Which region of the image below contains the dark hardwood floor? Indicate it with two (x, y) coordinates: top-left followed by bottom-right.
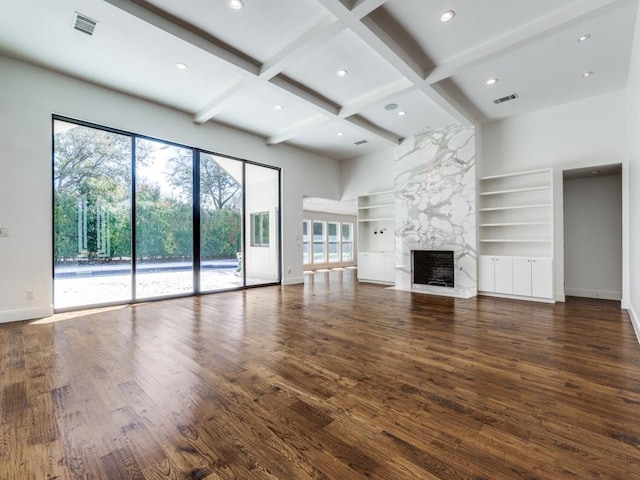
(2, 269), (640, 479)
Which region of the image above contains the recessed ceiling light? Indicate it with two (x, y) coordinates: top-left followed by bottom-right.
(486, 77), (499, 86)
(274, 105), (283, 110)
(175, 62), (188, 70)
(384, 103), (398, 111)
(440, 10), (455, 22)
(337, 132), (344, 137)
(228, 0), (244, 9)
(582, 71), (593, 77)
(398, 111), (407, 116)
(578, 34), (591, 42)
(336, 69), (348, 77)
(591, 170), (600, 175)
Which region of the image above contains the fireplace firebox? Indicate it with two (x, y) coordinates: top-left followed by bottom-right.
(412, 250), (454, 288)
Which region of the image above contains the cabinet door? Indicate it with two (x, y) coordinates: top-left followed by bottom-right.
(382, 252), (395, 283)
(368, 252), (380, 281)
(478, 256), (495, 292)
(357, 252), (372, 280)
(531, 257), (553, 299)
(494, 256), (513, 294)
(512, 257), (532, 296)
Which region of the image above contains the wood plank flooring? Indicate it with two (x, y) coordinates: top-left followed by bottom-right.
(2, 269), (640, 479)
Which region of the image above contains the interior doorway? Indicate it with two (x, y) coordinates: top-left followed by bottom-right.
(563, 164), (622, 301)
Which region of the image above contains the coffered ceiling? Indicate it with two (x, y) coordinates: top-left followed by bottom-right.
(0, 0), (636, 160)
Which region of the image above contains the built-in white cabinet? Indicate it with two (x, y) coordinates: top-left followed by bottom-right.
(479, 255), (553, 299)
(531, 257), (553, 298)
(357, 191), (395, 284)
(381, 252), (395, 283)
(478, 169), (555, 302)
(478, 255), (513, 294)
(357, 251), (395, 283)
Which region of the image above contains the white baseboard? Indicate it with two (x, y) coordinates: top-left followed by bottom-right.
(282, 276), (304, 285)
(564, 288), (622, 301)
(0, 306), (54, 324)
(629, 303), (640, 344)
(478, 292), (555, 304)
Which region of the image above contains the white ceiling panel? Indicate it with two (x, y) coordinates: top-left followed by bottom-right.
(288, 119), (389, 160)
(281, 29), (407, 107)
(448, 1), (637, 121)
(375, 0), (575, 68)
(214, 83), (322, 137)
(0, 0), (245, 114)
(145, 0), (329, 64)
(358, 89), (458, 138)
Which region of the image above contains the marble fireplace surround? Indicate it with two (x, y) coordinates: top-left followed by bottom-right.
(392, 124), (477, 299)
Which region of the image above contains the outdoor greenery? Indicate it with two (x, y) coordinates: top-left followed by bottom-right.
(54, 123), (242, 265)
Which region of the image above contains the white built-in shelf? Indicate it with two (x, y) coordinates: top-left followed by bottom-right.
(358, 217), (394, 222)
(479, 168), (551, 181)
(357, 204), (394, 210)
(479, 186), (550, 196)
(479, 239), (551, 243)
(479, 204), (551, 212)
(478, 168), (553, 258)
(479, 222), (552, 227)
(357, 191), (395, 266)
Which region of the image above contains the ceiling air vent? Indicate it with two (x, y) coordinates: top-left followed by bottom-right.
(73, 12), (98, 36)
(493, 93), (519, 105)
(354, 140), (369, 146)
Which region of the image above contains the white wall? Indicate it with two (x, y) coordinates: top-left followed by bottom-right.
(481, 89), (628, 304)
(340, 147), (394, 201)
(563, 173), (622, 300)
(627, 2), (640, 339)
(0, 55), (341, 322)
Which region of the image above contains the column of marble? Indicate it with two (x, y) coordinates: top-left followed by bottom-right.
(394, 124), (477, 298)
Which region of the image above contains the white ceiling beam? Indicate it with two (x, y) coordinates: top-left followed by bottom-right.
(194, 80), (248, 124)
(425, 0), (637, 84)
(351, 0), (389, 19)
(269, 76), (339, 116)
(344, 116), (401, 144)
(259, 17), (346, 80)
(267, 115), (330, 145)
(430, 80), (487, 125)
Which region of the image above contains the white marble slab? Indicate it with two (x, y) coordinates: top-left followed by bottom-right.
(394, 124), (476, 298)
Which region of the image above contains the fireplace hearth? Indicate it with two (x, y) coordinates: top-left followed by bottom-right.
(412, 250), (454, 288)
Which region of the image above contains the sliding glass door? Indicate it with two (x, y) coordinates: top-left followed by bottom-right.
(199, 153), (243, 291)
(135, 138), (193, 299)
(245, 163), (280, 286)
(53, 120), (132, 309)
(53, 117), (281, 310)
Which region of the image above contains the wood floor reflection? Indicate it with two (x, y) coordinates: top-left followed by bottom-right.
(2, 269), (640, 479)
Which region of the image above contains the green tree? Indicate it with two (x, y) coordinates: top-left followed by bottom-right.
(168, 152), (241, 209)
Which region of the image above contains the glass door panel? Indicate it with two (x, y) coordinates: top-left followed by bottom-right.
(53, 119), (132, 309)
(135, 139), (193, 299)
(244, 164), (280, 286)
(199, 153), (243, 291)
